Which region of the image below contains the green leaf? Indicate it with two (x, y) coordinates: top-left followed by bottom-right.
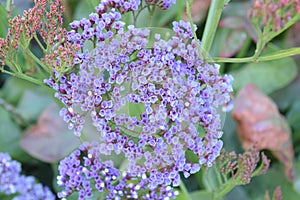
(230, 56), (297, 94)
(293, 156), (300, 194)
(0, 77), (37, 105)
(73, 0), (99, 20)
(0, 107), (29, 161)
(202, 167), (220, 192)
(175, 191), (187, 200)
(219, 16), (258, 42)
(220, 30), (247, 58)
(271, 74), (300, 111)
(0, 4), (8, 37)
(210, 27), (231, 57)
(221, 1), (250, 18)
(0, 193), (17, 200)
(224, 186), (251, 200)
(286, 99), (300, 131)
(189, 190), (214, 200)
(128, 101), (145, 120)
(243, 163), (300, 199)
(17, 89), (53, 122)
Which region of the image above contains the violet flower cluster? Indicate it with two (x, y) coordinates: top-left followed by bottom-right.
(0, 152), (55, 200)
(45, 0), (233, 199)
(57, 142), (177, 199)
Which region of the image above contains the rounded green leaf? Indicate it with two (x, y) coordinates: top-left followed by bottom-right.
(0, 77), (37, 105)
(17, 90), (53, 122)
(0, 107), (29, 161)
(189, 190), (214, 200)
(287, 99), (300, 131)
(231, 57), (297, 94)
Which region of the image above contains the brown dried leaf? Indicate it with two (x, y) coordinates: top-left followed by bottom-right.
(232, 84), (294, 180)
(20, 103), (81, 163)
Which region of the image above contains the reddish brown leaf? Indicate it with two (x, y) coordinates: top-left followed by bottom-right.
(20, 103), (81, 163)
(232, 84), (294, 181)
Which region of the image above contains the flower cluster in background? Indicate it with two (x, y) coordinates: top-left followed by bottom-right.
(0, 0), (65, 68)
(0, 152), (55, 200)
(44, 0), (233, 199)
(249, 0), (300, 31)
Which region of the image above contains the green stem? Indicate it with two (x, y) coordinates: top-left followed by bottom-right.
(203, 169), (215, 192)
(214, 166), (223, 186)
(125, 12), (132, 25)
(0, 97), (28, 127)
(230, 37), (252, 69)
(34, 34), (46, 53)
(201, 0), (225, 54)
(4, 57), (22, 73)
(148, 5), (156, 27)
(5, 0), (12, 16)
(186, 0), (208, 61)
(214, 181), (237, 200)
(1, 69), (44, 86)
(179, 180), (192, 200)
(208, 47), (300, 63)
(253, 14), (300, 60)
(209, 56), (254, 63)
(23, 46), (50, 73)
(258, 47), (300, 61)
(176, 0), (185, 21)
(252, 155), (267, 177)
(266, 13), (300, 44)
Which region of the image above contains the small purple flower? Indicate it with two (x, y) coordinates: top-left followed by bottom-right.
(57, 142), (178, 199)
(0, 152), (55, 200)
(145, 0), (176, 9)
(70, 20), (80, 30)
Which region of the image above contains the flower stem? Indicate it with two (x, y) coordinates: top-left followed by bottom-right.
(201, 0), (225, 54)
(179, 180), (192, 200)
(34, 34), (46, 53)
(0, 97), (28, 127)
(208, 47), (300, 63)
(5, 0), (13, 16)
(186, 0), (208, 61)
(1, 69), (44, 86)
(214, 181), (237, 200)
(267, 13), (300, 44)
(23, 46), (50, 73)
(148, 5), (156, 27)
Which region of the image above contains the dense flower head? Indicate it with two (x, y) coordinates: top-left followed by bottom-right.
(57, 142), (178, 200)
(46, 1), (233, 199)
(0, 152), (55, 200)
